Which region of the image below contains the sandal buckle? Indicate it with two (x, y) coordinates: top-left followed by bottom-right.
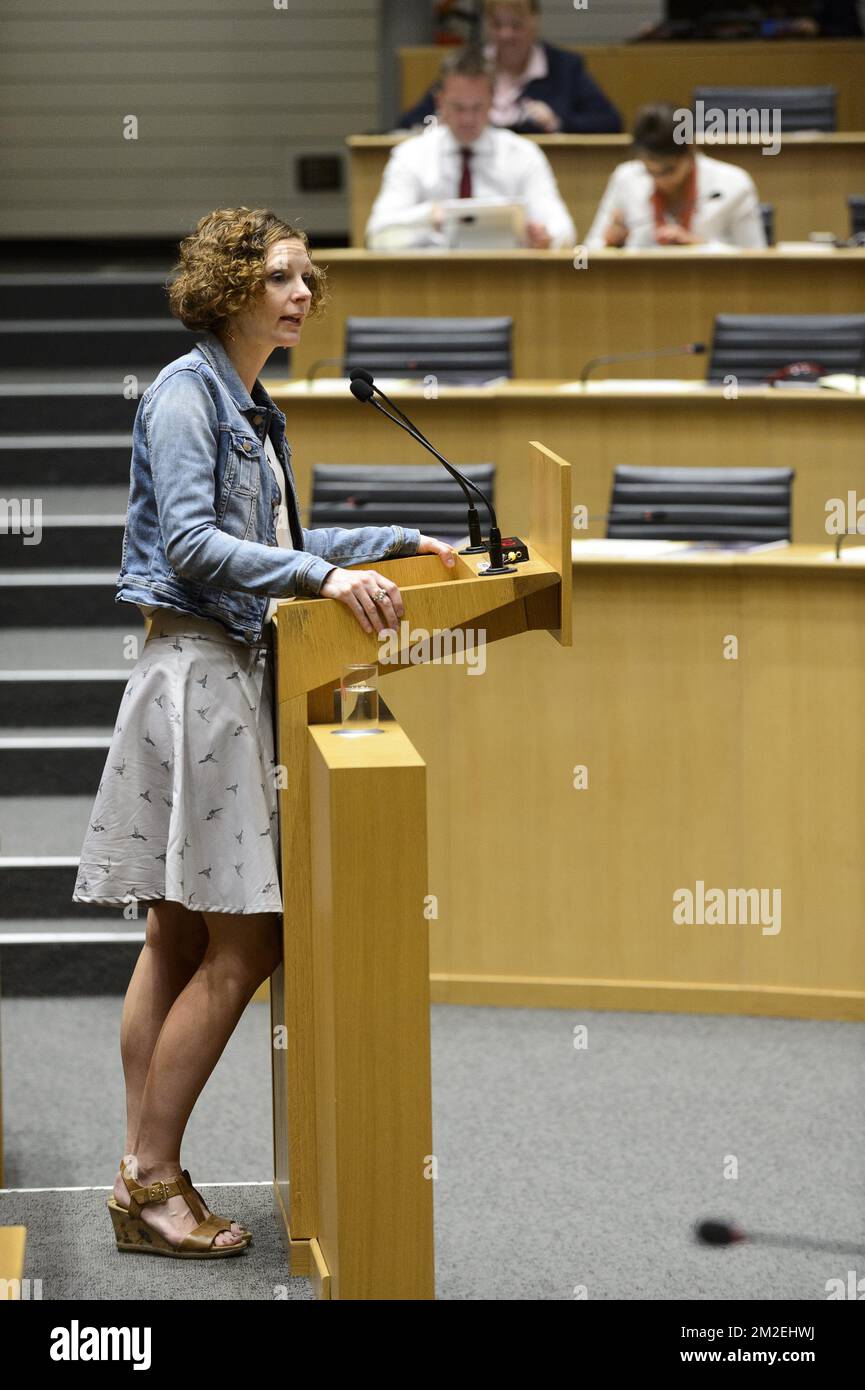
(149, 1180), (170, 1203)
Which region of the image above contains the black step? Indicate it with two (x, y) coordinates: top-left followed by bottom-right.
(0, 382), (147, 432)
(0, 671), (127, 726)
(0, 858), (121, 919)
(0, 734), (112, 794)
(0, 922), (144, 995)
(0, 271), (172, 319)
(0, 318), (195, 369)
(0, 517), (125, 570)
(0, 435), (132, 488)
(0, 572), (135, 626)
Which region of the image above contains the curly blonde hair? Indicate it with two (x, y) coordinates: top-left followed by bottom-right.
(167, 207), (327, 332)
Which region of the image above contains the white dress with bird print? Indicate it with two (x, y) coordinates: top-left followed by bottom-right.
(72, 607), (283, 916)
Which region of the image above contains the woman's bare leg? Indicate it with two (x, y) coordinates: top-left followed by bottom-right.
(115, 899), (236, 1229)
(120, 899), (208, 1156)
(118, 909), (282, 1248)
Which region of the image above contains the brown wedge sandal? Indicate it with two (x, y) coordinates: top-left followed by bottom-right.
(181, 1169), (252, 1245)
(116, 1157), (251, 1244)
(107, 1160), (249, 1259)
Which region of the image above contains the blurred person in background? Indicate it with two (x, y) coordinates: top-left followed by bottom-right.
(368, 46), (576, 250)
(586, 102), (767, 250)
(637, 0), (862, 40)
(397, 0), (621, 134)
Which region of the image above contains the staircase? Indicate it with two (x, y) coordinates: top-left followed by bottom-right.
(0, 264), (198, 994)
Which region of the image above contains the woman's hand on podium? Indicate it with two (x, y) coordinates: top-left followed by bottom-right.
(319, 539), (455, 633)
(416, 535), (457, 568)
(319, 567), (404, 634)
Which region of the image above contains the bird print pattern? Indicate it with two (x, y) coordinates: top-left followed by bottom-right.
(72, 612), (283, 915)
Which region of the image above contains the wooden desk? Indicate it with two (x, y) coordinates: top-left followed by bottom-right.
(375, 542), (865, 1022)
(400, 40), (865, 129)
(297, 248), (865, 380)
(268, 380), (865, 547)
(349, 132), (865, 247)
(0, 1228), (26, 1295)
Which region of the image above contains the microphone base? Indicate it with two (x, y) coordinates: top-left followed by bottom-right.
(458, 542), (489, 555)
(482, 526), (518, 575)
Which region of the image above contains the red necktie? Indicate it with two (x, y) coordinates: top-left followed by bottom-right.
(458, 146), (473, 199)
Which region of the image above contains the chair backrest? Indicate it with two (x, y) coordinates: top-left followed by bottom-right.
(849, 195), (865, 238)
(708, 314), (865, 384)
(693, 85), (837, 133)
(343, 317), (512, 383)
(759, 202), (774, 246)
(310, 462), (496, 544)
(606, 466), (794, 544)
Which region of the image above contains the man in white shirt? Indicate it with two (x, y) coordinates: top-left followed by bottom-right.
(585, 102), (767, 251)
(366, 46), (576, 252)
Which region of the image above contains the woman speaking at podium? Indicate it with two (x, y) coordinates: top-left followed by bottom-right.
(71, 207), (455, 1259)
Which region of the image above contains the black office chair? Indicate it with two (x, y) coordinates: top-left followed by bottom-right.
(343, 317), (513, 384)
(849, 196), (865, 239)
(606, 466), (794, 544)
(759, 202), (774, 246)
(692, 85), (837, 133)
(707, 314), (865, 385)
(309, 462), (496, 545)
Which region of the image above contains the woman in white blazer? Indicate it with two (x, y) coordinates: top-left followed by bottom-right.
(585, 102), (767, 251)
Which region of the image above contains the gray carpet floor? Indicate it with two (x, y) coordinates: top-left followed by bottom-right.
(1, 997), (863, 1300)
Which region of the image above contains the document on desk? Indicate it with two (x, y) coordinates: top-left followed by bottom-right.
(775, 241), (837, 253)
(616, 243), (734, 254)
(280, 377), (352, 393)
(671, 540), (791, 556)
(280, 377), (426, 393)
(571, 539), (687, 557)
(558, 380), (707, 393)
(818, 374), (865, 395)
(823, 546), (865, 562)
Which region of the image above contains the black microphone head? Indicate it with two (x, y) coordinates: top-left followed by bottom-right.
(349, 367), (374, 384)
(691, 342), (707, 354)
(695, 1220), (745, 1247)
(349, 378), (375, 403)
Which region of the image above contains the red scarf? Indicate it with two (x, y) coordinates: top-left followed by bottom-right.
(651, 161), (697, 237)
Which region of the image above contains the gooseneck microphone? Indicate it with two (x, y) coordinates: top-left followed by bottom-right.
(696, 1218), (865, 1258)
(305, 356), (347, 383)
(349, 372), (516, 575)
(349, 368), (485, 553)
(580, 342), (707, 385)
(349, 367), (420, 432)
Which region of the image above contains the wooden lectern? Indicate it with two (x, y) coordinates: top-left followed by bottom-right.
(269, 442), (572, 1299)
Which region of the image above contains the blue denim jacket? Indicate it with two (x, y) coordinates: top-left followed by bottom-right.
(116, 330), (421, 645)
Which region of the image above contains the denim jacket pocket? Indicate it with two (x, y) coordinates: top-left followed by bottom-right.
(226, 427), (262, 499)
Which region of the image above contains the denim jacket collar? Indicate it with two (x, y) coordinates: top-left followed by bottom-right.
(193, 330), (288, 454)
